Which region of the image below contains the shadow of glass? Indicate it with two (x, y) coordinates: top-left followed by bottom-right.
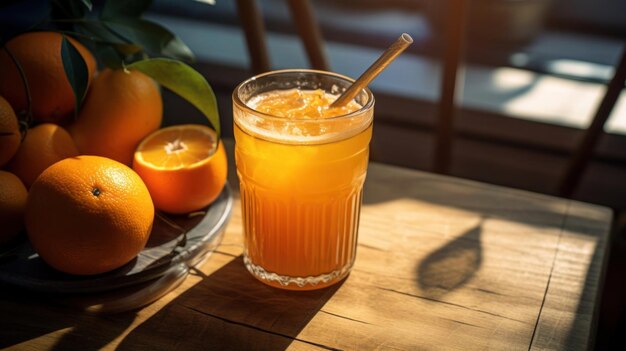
(117, 256), (342, 351)
(417, 219), (483, 298)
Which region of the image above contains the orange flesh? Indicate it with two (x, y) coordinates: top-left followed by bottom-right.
(137, 126), (215, 169)
(133, 124), (227, 215)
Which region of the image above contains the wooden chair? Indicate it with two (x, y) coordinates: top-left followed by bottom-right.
(558, 47), (626, 198)
(234, 0), (626, 199)
(234, 0), (329, 74)
(433, 0), (469, 175)
(430, 0), (626, 198)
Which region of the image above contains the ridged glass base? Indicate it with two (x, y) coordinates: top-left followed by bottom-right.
(243, 255), (353, 291)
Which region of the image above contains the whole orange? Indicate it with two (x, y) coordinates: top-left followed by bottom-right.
(68, 68), (163, 166)
(0, 171), (28, 245)
(7, 123), (79, 188)
(0, 31), (97, 123)
(0, 95), (21, 167)
(133, 124), (227, 214)
(25, 155), (154, 275)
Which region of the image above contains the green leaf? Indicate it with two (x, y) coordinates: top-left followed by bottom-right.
(61, 35), (89, 117)
(78, 20), (129, 45)
(79, 0), (93, 11)
(128, 58), (220, 140)
(101, 0), (153, 19)
(161, 35), (195, 63)
(104, 18), (194, 62)
(77, 21), (143, 60)
(93, 43), (124, 69)
(51, 0), (91, 19)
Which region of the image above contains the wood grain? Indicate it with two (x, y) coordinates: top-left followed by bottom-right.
(0, 140), (611, 351)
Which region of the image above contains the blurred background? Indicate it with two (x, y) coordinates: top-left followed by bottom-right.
(2, 0), (626, 348)
(142, 0), (626, 209)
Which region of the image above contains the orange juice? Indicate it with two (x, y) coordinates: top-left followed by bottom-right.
(233, 70), (374, 290)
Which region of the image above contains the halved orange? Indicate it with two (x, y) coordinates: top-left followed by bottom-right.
(132, 124), (227, 214)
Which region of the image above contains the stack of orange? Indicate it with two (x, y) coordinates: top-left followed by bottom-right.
(0, 31), (226, 276)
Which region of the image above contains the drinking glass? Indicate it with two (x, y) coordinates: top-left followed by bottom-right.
(233, 69), (374, 290)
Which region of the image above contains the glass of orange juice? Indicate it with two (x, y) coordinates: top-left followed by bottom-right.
(233, 69), (374, 290)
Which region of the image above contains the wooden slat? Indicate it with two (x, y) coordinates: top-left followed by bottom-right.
(235, 0), (271, 74)
(287, 0), (330, 71)
(558, 46), (626, 197)
(434, 0), (469, 174)
(285, 0), (330, 71)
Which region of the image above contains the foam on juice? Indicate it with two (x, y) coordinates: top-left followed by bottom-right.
(237, 89), (367, 144)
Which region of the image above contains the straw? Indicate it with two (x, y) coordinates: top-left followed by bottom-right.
(330, 33), (413, 108)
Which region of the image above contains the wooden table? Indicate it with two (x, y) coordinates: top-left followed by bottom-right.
(0, 141), (612, 351)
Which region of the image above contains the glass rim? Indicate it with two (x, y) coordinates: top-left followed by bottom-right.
(232, 69), (375, 122)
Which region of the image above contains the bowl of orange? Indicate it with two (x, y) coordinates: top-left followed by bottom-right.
(0, 148), (231, 314)
(0, 153), (232, 308)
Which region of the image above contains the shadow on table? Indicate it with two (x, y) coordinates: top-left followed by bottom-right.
(595, 220), (626, 350)
(0, 289), (136, 350)
(417, 218), (484, 298)
(362, 169), (608, 235)
(363, 167), (609, 348)
(117, 255), (341, 351)
(578, 244), (607, 350)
